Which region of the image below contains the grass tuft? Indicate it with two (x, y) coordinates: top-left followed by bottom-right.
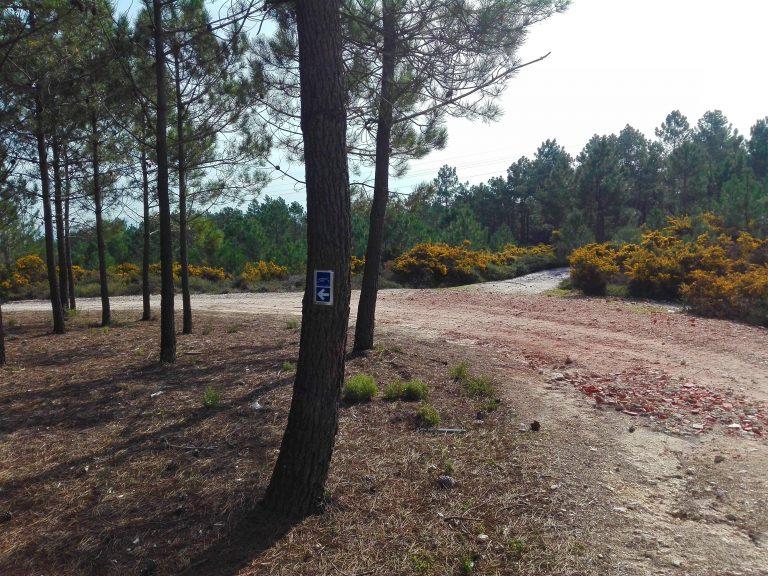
(281, 361), (296, 372)
(202, 386), (221, 409)
(462, 375), (496, 398)
(416, 403), (440, 428)
(383, 379), (428, 401)
(449, 361), (470, 381)
(343, 374), (378, 403)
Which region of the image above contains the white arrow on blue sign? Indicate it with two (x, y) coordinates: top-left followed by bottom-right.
(314, 270), (333, 305)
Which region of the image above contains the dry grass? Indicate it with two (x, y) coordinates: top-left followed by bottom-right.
(0, 310), (610, 576)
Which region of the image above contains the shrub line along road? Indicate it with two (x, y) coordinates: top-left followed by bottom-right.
(7, 268), (768, 574)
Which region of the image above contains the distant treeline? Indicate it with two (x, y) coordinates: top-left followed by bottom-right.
(6, 109), (767, 276)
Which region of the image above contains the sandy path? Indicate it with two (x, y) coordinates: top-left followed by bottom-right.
(6, 270), (768, 573)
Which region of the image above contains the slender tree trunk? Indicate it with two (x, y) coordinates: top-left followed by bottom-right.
(153, 0), (176, 362)
(63, 146), (76, 310)
(141, 146), (152, 321)
(35, 95), (65, 335)
(91, 111), (111, 327)
(0, 301), (5, 366)
(354, 1), (396, 352)
(173, 49), (192, 334)
(52, 134), (69, 311)
(262, 0), (351, 519)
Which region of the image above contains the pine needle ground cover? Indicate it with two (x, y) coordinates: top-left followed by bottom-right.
(0, 311), (609, 576)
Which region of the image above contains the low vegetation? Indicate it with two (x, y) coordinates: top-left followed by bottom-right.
(343, 374), (379, 403)
(569, 215), (768, 325)
(416, 403), (441, 428)
(392, 242), (558, 287)
(383, 379), (429, 401)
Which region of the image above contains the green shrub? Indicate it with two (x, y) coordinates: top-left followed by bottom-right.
(281, 361), (296, 372)
(202, 386), (221, 409)
(481, 398), (501, 412)
(343, 374), (378, 403)
(401, 379), (428, 401)
(416, 403), (440, 428)
(449, 361), (469, 381)
(463, 375), (496, 398)
(383, 380), (405, 401)
(383, 379), (428, 401)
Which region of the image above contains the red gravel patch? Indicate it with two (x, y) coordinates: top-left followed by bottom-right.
(555, 368), (768, 438)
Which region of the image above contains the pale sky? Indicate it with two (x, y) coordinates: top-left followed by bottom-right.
(116, 0), (768, 205)
(265, 0), (768, 202)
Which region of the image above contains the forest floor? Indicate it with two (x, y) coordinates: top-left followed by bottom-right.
(2, 274), (767, 575)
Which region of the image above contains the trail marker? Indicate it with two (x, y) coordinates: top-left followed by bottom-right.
(314, 270), (333, 305)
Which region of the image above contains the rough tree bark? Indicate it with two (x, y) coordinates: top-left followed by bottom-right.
(52, 134), (69, 311)
(262, 0), (351, 519)
(0, 301), (5, 366)
(153, 0), (176, 362)
(63, 145), (76, 310)
(141, 146), (151, 321)
(91, 111), (111, 327)
(173, 48), (192, 334)
(35, 92), (66, 335)
(354, 0), (396, 352)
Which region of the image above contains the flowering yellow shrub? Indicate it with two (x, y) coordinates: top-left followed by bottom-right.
(491, 244), (555, 266)
(351, 256), (366, 276)
(70, 265), (88, 281)
(392, 243), (491, 285)
(1, 272), (30, 293)
(568, 216), (768, 324)
(148, 262), (229, 282)
(393, 242), (556, 286)
(241, 260), (289, 283)
(111, 263), (140, 281)
(568, 244), (620, 295)
(188, 265), (228, 282)
(682, 268), (768, 324)
(14, 255), (47, 283)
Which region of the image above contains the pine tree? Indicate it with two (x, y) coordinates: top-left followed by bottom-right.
(262, 0), (352, 519)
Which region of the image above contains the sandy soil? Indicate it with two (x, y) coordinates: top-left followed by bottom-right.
(5, 272), (768, 574)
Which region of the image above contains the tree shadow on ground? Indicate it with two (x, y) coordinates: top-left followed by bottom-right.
(0, 314), (302, 575)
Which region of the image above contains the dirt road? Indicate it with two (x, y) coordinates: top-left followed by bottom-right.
(6, 270), (768, 574)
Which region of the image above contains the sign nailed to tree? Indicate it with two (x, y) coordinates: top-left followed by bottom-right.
(314, 270), (333, 305)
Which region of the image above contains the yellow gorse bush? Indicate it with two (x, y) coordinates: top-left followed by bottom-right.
(14, 255), (47, 284)
(393, 242), (556, 286)
(241, 260), (289, 283)
(147, 262), (229, 282)
(111, 263), (140, 280)
(568, 215), (768, 324)
(351, 256), (365, 275)
(568, 243), (620, 295)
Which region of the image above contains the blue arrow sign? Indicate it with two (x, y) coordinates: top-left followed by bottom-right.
(314, 270), (333, 305)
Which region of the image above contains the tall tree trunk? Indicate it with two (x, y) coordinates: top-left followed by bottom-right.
(35, 94), (66, 335)
(262, 0), (351, 519)
(0, 301), (5, 366)
(91, 111), (111, 327)
(52, 134), (69, 311)
(153, 0), (176, 362)
(141, 146), (152, 321)
(63, 146), (76, 310)
(173, 49), (192, 334)
(354, 1), (396, 352)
